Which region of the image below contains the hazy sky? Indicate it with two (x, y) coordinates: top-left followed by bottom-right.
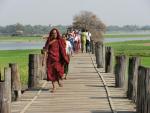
(0, 0), (150, 26)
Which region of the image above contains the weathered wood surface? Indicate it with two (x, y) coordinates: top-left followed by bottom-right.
(115, 55), (127, 88)
(95, 41), (105, 68)
(0, 67), (11, 113)
(105, 46), (114, 73)
(137, 66), (150, 113)
(91, 40), (95, 54)
(0, 68), (1, 81)
(11, 53), (135, 113)
(9, 63), (21, 101)
(127, 57), (140, 102)
(28, 54), (43, 89)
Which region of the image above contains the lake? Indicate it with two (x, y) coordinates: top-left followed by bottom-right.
(0, 37), (150, 50)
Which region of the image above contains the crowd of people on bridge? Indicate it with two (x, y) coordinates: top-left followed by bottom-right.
(42, 28), (92, 92)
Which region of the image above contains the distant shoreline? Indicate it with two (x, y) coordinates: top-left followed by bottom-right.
(0, 34), (150, 42)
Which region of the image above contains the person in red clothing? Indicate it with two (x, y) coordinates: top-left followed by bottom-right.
(43, 28), (69, 92)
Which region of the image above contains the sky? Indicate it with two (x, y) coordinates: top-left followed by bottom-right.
(0, 0), (150, 26)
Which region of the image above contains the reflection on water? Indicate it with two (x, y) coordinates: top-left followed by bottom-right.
(0, 41), (45, 50)
(0, 37), (150, 50)
(104, 37), (150, 43)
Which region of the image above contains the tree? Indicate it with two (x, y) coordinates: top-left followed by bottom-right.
(14, 23), (24, 35)
(72, 11), (106, 42)
(15, 23), (24, 31)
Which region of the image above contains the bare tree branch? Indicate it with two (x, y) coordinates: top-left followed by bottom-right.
(72, 11), (106, 42)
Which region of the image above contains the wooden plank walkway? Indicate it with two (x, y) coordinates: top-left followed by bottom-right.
(11, 53), (136, 113)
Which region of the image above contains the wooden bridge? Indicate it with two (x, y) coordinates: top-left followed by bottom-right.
(11, 53), (136, 113)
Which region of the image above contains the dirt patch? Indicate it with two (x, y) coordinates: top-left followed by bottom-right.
(144, 43), (150, 46)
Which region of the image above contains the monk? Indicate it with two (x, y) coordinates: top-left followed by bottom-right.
(43, 28), (69, 92)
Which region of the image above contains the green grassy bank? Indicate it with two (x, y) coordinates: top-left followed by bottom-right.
(0, 40), (150, 86)
(0, 49), (41, 86)
(106, 40), (150, 67)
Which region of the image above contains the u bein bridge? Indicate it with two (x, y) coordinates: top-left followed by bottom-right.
(0, 41), (150, 113)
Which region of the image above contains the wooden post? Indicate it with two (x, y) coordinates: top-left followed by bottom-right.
(9, 63), (21, 101)
(0, 68), (1, 81)
(115, 55), (127, 88)
(95, 42), (98, 64)
(4, 67), (11, 113)
(127, 57), (140, 102)
(103, 44), (106, 71)
(91, 40), (95, 54)
(41, 50), (47, 80)
(0, 67), (11, 113)
(105, 46), (113, 73)
(0, 82), (4, 113)
(28, 54), (43, 88)
(137, 66), (150, 113)
(89, 40), (92, 52)
(95, 41), (105, 68)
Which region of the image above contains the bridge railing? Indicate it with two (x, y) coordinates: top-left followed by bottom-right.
(94, 41), (150, 113)
(0, 52), (46, 113)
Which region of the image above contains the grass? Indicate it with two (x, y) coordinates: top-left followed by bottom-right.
(0, 39), (150, 86)
(105, 40), (150, 67)
(0, 49), (41, 86)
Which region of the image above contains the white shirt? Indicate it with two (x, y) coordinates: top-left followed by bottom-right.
(86, 32), (91, 41)
(66, 40), (72, 55)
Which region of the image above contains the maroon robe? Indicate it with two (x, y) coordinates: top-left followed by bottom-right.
(43, 29), (68, 82)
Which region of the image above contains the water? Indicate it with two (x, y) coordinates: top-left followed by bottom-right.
(104, 37), (150, 43)
(0, 37), (150, 50)
(0, 41), (45, 50)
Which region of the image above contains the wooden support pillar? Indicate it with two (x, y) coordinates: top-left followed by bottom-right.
(95, 41), (105, 68)
(41, 50), (47, 80)
(115, 55), (127, 88)
(28, 54), (43, 89)
(105, 46), (113, 73)
(0, 82), (4, 113)
(91, 40), (95, 54)
(9, 63), (21, 101)
(0, 67), (11, 113)
(137, 66), (150, 113)
(0, 68), (1, 81)
(127, 57), (140, 102)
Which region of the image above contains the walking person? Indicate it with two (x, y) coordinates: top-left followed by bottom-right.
(43, 28), (69, 93)
(85, 30), (91, 53)
(67, 33), (74, 56)
(81, 29), (87, 53)
(75, 31), (81, 53)
(62, 34), (72, 79)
